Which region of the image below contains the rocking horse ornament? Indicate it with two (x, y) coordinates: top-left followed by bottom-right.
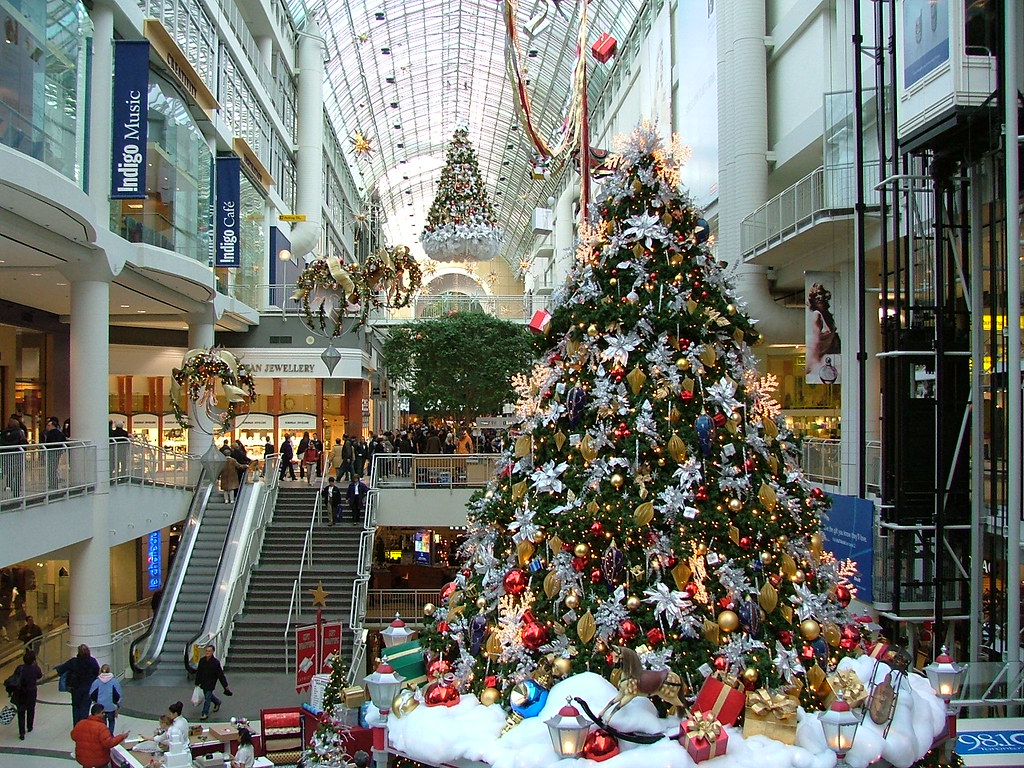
(598, 646), (686, 721)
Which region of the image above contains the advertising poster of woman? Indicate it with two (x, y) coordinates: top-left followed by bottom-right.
(804, 272), (841, 384)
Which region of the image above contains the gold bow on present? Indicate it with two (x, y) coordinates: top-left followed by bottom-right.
(685, 711), (723, 742)
(827, 669), (868, 708)
(746, 690), (798, 721)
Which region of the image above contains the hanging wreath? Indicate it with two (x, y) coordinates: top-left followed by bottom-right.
(291, 246), (422, 338)
(170, 348), (256, 433)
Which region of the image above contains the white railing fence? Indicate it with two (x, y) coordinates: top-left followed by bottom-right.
(0, 441), (96, 508)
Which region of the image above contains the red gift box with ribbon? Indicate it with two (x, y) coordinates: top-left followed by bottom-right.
(679, 711), (728, 763)
(591, 33), (617, 63)
(528, 309), (552, 334)
(693, 673), (745, 727)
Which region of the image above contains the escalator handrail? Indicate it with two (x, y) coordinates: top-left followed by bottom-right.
(129, 470), (214, 676)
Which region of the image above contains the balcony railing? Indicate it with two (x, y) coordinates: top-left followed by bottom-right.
(0, 441), (96, 510)
(108, 438), (201, 489)
(799, 438), (880, 495)
(370, 453), (503, 489)
(740, 162), (880, 256)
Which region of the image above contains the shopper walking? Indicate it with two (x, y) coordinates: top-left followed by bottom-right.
(41, 416), (67, 488)
(346, 474), (369, 525)
(296, 432), (311, 479)
(7, 648), (42, 740)
(278, 436), (296, 481)
(195, 645), (232, 720)
(56, 644), (100, 726)
(88, 664), (123, 735)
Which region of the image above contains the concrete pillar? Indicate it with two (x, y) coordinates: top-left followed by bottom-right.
(67, 276), (113, 664)
(87, 3), (114, 214)
(187, 308), (216, 458)
(553, 184), (576, 286)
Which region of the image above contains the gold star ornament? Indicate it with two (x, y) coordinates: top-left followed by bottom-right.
(309, 581), (330, 608)
(351, 132), (373, 156)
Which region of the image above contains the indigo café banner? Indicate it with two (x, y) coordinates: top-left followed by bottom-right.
(804, 271), (841, 385)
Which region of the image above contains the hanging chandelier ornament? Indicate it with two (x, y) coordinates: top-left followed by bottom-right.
(420, 127), (505, 262)
(170, 348), (256, 434)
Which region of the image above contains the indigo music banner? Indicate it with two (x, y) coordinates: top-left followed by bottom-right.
(111, 41), (150, 199)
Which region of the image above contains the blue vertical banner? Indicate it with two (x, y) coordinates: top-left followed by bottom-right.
(110, 41), (150, 200)
(215, 156), (241, 267)
(823, 493), (874, 603)
(146, 531), (162, 591)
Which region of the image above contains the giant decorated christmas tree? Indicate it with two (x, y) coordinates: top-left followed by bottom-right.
(420, 125), (504, 261)
(419, 124), (856, 709)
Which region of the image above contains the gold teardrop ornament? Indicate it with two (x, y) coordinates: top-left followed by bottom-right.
(517, 540), (535, 567)
(512, 481), (528, 501)
(543, 571), (561, 598)
(762, 417), (779, 439)
(580, 435), (598, 462)
(758, 582), (778, 613)
(700, 346), (717, 367)
(514, 435), (532, 458)
(667, 433), (687, 463)
(626, 366), (647, 395)
(758, 482), (778, 511)
(672, 561), (693, 590)
(634, 501), (655, 526)
(554, 431), (567, 451)
(577, 611), (597, 644)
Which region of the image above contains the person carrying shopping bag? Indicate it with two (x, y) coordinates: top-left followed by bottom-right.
(194, 645), (232, 720)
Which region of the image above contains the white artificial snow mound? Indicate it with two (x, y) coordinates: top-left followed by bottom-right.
(381, 663), (945, 768)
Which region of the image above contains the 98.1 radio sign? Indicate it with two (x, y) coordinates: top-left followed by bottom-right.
(957, 718), (1024, 766)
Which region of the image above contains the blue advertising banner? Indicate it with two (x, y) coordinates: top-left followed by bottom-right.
(215, 156), (241, 267)
(902, 0), (950, 88)
(110, 41), (150, 199)
(823, 493), (874, 603)
(146, 531), (162, 591)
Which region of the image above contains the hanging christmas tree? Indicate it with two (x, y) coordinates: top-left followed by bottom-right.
(418, 123), (857, 711)
(420, 125), (504, 262)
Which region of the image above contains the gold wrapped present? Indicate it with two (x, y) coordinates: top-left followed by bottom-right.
(826, 669), (868, 709)
(342, 685), (367, 708)
(742, 690), (798, 745)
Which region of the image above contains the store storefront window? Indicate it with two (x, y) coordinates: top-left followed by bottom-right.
(0, 0), (91, 184)
(112, 75), (213, 263)
(765, 352), (841, 438)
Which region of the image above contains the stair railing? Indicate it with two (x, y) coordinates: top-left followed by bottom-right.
(346, 459), (385, 680)
(185, 454), (283, 672)
(283, 462), (331, 673)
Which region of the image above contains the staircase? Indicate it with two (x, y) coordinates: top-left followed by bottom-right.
(160, 499), (234, 670)
(228, 486), (362, 673)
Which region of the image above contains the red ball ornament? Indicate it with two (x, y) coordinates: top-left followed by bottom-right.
(811, 487), (826, 499)
(436, 621), (449, 634)
(778, 630), (794, 646)
(484, 675), (498, 689)
(427, 659), (452, 680)
(713, 656), (728, 671)
(717, 597), (733, 610)
(619, 619), (640, 641)
(834, 584), (852, 608)
(439, 581), (458, 603)
(503, 569), (528, 595)
(695, 485), (708, 501)
(646, 627), (665, 645)
(590, 568), (603, 584)
(738, 536), (753, 551)
(665, 556), (677, 568)
(572, 556), (587, 572)
(581, 730), (620, 762)
(424, 673), (461, 707)
(744, 459), (756, 472)
(590, 521), (605, 536)
(521, 622), (549, 650)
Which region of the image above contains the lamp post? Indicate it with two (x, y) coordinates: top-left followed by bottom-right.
(544, 698), (592, 758)
(925, 646), (967, 751)
(381, 613), (415, 648)
(818, 700), (860, 767)
(364, 663), (405, 768)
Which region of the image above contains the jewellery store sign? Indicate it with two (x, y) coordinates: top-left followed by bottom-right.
(228, 349), (361, 379)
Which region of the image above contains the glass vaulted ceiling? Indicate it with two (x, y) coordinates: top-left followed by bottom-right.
(289, 0), (645, 269)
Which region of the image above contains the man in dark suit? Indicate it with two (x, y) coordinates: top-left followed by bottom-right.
(346, 474), (369, 525)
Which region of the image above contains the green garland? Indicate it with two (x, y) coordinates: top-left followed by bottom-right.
(170, 349), (256, 433)
(292, 246), (423, 338)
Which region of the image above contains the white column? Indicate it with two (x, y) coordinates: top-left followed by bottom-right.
(553, 185), (576, 285)
(68, 277), (113, 665)
(187, 310), (216, 458)
(87, 3), (114, 215)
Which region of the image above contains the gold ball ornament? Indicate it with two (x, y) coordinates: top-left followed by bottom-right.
(695, 543), (708, 556)
(800, 619), (821, 641)
(726, 304), (737, 315)
(553, 657), (573, 677)
(676, 358), (691, 371)
(479, 687), (501, 706)
(810, 532), (823, 551)
(533, 529), (547, 543)
(790, 569), (805, 583)
(728, 498), (743, 512)
(423, 603), (436, 617)
(669, 253), (684, 267)
(610, 473), (625, 489)
(609, 277), (618, 286)
(626, 595), (642, 611)
(476, 596), (488, 610)
(587, 324), (600, 337)
(564, 592), (580, 610)
(717, 610), (740, 633)
(742, 667), (759, 684)
(777, 535), (789, 546)
(574, 543), (591, 558)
